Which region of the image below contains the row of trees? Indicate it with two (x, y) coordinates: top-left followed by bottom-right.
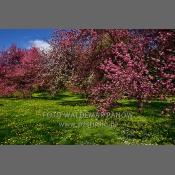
(0, 29), (175, 114)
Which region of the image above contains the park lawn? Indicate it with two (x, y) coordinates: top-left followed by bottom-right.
(0, 91), (175, 145)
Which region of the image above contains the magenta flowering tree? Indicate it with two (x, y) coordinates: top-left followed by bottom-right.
(0, 44), (25, 96)
(0, 29), (174, 115)
(57, 29), (174, 114)
(0, 45), (43, 97)
(143, 30), (175, 115)
(19, 47), (44, 96)
(64, 29), (154, 113)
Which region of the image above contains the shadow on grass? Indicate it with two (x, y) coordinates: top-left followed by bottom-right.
(32, 93), (71, 100)
(143, 101), (171, 118)
(121, 100), (170, 117)
(58, 99), (87, 106)
(0, 128), (12, 142)
(124, 100), (167, 108)
(0, 121), (13, 143)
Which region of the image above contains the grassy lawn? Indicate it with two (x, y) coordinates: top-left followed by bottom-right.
(0, 91), (175, 145)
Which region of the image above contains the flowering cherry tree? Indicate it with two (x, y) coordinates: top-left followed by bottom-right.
(0, 30), (174, 115)
(0, 45), (25, 96)
(60, 30), (153, 113)
(0, 45), (43, 97)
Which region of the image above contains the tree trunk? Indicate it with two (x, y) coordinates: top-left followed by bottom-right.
(137, 98), (144, 113)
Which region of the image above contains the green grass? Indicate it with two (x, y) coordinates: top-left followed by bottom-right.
(0, 91), (175, 145)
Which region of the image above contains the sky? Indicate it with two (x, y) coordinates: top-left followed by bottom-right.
(0, 29), (54, 50)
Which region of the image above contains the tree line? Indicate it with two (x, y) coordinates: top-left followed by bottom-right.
(0, 29), (174, 114)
